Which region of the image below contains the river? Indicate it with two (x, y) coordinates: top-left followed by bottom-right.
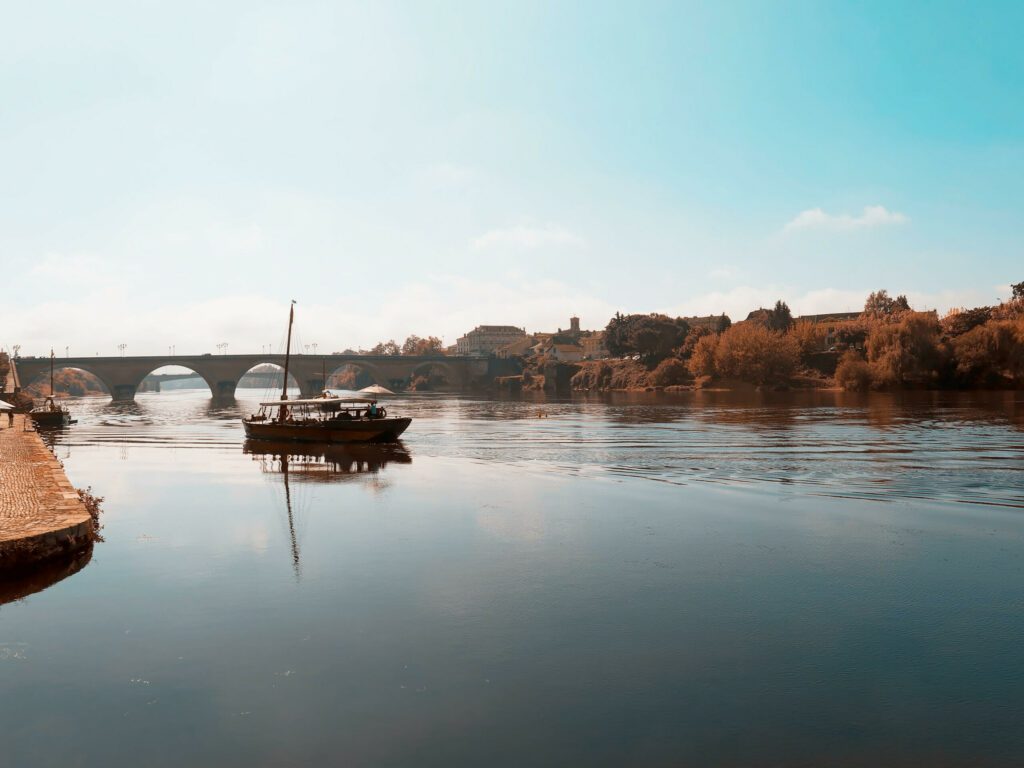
(3, 389), (1024, 766)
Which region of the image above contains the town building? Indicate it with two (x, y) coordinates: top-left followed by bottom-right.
(456, 325), (528, 357)
(580, 332), (608, 360)
(496, 335), (538, 359)
(795, 312), (861, 324)
(538, 340), (584, 363)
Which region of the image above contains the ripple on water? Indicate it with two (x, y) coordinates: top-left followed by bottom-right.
(42, 389), (1024, 509)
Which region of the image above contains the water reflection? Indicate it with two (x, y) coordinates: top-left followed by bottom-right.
(0, 547), (93, 607)
(242, 440), (412, 483)
(242, 440), (413, 580)
(7, 390), (1024, 765)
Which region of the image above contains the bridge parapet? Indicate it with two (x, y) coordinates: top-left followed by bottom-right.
(13, 354), (484, 401)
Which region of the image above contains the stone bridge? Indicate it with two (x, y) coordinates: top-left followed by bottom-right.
(14, 354), (488, 401)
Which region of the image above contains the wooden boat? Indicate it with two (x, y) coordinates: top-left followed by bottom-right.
(29, 350), (74, 427)
(242, 301), (411, 444)
(243, 395), (411, 443)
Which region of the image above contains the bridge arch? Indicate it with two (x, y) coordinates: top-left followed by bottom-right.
(409, 360), (459, 391)
(136, 365), (218, 398)
(325, 361), (386, 391)
(235, 362), (301, 398)
(21, 363), (113, 397)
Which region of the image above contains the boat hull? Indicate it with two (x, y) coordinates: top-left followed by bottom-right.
(243, 417), (411, 444)
(29, 411), (73, 427)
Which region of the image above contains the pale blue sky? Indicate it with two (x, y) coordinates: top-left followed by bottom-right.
(2, 1), (1022, 354)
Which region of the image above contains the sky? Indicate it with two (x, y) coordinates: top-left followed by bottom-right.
(2, 0), (1022, 356)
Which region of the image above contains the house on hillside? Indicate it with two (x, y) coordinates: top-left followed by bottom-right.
(795, 312), (861, 325)
(580, 332), (608, 360)
(496, 335), (538, 359)
(456, 325), (529, 357)
(537, 339), (584, 362)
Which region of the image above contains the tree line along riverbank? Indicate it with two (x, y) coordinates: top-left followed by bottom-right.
(505, 285), (1024, 394)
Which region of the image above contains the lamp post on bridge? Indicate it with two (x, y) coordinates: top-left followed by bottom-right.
(217, 343), (228, 356)
(117, 343), (127, 358)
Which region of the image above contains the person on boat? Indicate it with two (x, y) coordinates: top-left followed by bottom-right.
(368, 403), (379, 419)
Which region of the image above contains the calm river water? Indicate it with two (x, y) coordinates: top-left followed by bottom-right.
(3, 389), (1024, 766)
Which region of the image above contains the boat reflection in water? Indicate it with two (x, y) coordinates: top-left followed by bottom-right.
(242, 440), (412, 482)
(242, 440), (412, 579)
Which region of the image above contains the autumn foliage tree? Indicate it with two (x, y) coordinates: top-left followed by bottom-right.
(835, 351), (872, 391)
(714, 323), (800, 384)
(865, 311), (944, 387)
(650, 358), (689, 387)
(369, 340), (401, 355)
(401, 335), (445, 355)
(862, 289), (911, 320)
(687, 333), (719, 378)
(791, 320), (828, 357)
(950, 320), (1024, 386)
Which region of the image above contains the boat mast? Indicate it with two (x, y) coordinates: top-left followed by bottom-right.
(279, 301), (295, 422)
(49, 349), (54, 397)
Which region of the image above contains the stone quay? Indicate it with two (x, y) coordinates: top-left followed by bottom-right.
(0, 415), (94, 569)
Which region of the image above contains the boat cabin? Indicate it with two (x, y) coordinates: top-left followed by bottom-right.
(247, 396), (388, 425)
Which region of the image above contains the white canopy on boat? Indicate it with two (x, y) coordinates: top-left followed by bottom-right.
(0, 400), (14, 410)
(258, 397), (377, 406)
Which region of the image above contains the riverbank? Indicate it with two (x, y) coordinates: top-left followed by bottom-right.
(0, 415), (95, 569)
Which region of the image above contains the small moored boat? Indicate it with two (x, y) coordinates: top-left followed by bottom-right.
(29, 350), (74, 428)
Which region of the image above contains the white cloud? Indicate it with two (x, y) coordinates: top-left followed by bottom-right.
(473, 225), (585, 250)
(783, 205), (909, 234)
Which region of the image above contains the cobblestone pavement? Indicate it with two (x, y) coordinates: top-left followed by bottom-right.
(0, 415), (91, 549)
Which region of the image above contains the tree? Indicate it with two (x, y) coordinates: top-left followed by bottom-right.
(941, 306), (993, 338)
(402, 335), (445, 355)
(951, 320), (1024, 386)
(687, 334), (719, 378)
(679, 326), (710, 360)
(714, 323), (799, 384)
(767, 300), (794, 331)
(1012, 281), (1024, 301)
(602, 313), (689, 363)
(835, 351), (872, 391)
(791, 320), (828, 357)
(650, 358), (689, 387)
(865, 311), (944, 387)
(863, 289), (911, 319)
(604, 313), (630, 358)
(370, 340), (401, 356)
